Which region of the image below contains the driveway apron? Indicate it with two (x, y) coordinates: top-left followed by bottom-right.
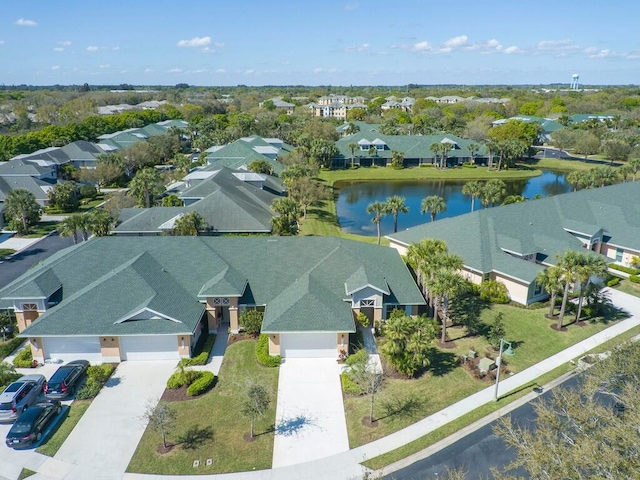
(47, 361), (175, 479)
(272, 358), (349, 468)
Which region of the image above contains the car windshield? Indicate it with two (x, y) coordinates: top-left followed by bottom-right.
(9, 422), (33, 434)
(0, 402), (13, 411)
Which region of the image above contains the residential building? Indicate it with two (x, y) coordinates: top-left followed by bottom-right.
(112, 167), (284, 235)
(259, 97), (296, 115)
(333, 123), (488, 168)
(205, 136), (292, 175)
(1, 236), (425, 362)
(491, 115), (563, 143)
(387, 182), (640, 305)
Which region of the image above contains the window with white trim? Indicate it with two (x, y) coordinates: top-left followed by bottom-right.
(360, 299), (375, 307)
(212, 298), (230, 306)
(616, 248), (624, 262)
(21, 303), (38, 311)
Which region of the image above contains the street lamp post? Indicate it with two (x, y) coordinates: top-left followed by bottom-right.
(494, 338), (515, 401)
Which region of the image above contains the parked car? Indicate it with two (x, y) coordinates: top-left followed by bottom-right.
(5, 399), (61, 448)
(44, 360), (90, 399)
(0, 374), (47, 423)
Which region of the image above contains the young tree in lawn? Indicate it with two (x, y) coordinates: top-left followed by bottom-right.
(573, 131), (600, 161)
(241, 381), (271, 439)
(429, 265), (467, 344)
(421, 195), (446, 222)
(487, 312), (506, 350)
(385, 195), (409, 233)
(287, 176), (329, 220)
(462, 181), (482, 212)
(4, 189), (41, 235)
(346, 349), (384, 424)
(573, 253), (608, 322)
(142, 399), (176, 450)
(556, 250), (582, 329)
(366, 201), (388, 245)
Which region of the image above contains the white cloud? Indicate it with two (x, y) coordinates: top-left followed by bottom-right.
(15, 18), (37, 27)
(120, 70), (128, 73)
(588, 48), (613, 58)
(53, 47), (64, 52)
(504, 46), (522, 54)
(313, 67), (323, 73)
(443, 35), (468, 49)
(112, 46), (120, 51)
(214, 42), (225, 48)
(0, 40), (5, 45)
(58, 40), (71, 46)
(144, 68), (154, 73)
(411, 41), (432, 52)
(86, 46), (99, 52)
(201, 47), (215, 53)
(51, 65), (60, 70)
(177, 36), (211, 48)
(99, 64), (110, 69)
(168, 68), (183, 73)
(215, 69), (226, 74)
(344, 43), (369, 53)
(244, 69), (255, 74)
(345, 2), (359, 10)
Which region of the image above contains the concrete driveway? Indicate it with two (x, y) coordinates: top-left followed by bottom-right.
(272, 358), (349, 468)
(38, 360), (175, 480)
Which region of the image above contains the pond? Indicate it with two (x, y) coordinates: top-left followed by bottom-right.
(335, 170), (570, 236)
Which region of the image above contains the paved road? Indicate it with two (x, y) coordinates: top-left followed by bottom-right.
(385, 376), (581, 480)
(0, 233), (73, 289)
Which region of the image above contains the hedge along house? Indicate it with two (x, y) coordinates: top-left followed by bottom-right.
(387, 182), (640, 306)
(0, 236), (425, 363)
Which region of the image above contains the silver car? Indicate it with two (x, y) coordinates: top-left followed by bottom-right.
(0, 374), (47, 423)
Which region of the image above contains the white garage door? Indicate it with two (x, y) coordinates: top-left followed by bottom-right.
(119, 335), (179, 361)
(280, 333), (337, 358)
(44, 336), (102, 363)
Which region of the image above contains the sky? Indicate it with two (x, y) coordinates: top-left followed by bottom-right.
(1, 0), (640, 87)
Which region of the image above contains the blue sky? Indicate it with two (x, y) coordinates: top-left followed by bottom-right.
(1, 0), (640, 86)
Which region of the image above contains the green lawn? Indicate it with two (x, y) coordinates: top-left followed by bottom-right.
(36, 400), (91, 456)
(20, 221), (59, 238)
(362, 321), (640, 471)
(529, 157), (597, 171)
(17, 468), (36, 480)
(615, 279), (640, 298)
(77, 196), (105, 212)
(345, 302), (626, 449)
(127, 339), (279, 475)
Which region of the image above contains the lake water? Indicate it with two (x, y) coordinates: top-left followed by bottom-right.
(335, 170), (570, 236)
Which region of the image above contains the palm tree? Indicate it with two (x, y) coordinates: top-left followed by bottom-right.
(4, 189), (41, 235)
(429, 267), (467, 344)
(385, 196), (409, 233)
(479, 179), (507, 208)
(172, 211), (208, 236)
(88, 210), (114, 237)
(406, 239), (447, 297)
(129, 168), (165, 208)
(590, 166), (618, 188)
(347, 143), (358, 168)
(429, 142), (443, 168)
(566, 171), (586, 192)
(536, 266), (563, 318)
(556, 250), (582, 329)
(467, 143), (480, 165)
(421, 195), (446, 222)
(461, 181), (483, 212)
(58, 214), (81, 244)
(628, 157), (640, 181)
(573, 254), (608, 322)
(366, 201), (388, 245)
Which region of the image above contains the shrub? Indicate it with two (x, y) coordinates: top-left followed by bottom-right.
(240, 309), (264, 336)
(76, 363), (115, 399)
(255, 334), (281, 367)
(341, 372), (364, 395)
(607, 277), (621, 287)
(186, 371), (216, 396)
(0, 337), (24, 359)
(462, 163), (477, 168)
(166, 367), (200, 389)
(179, 334), (216, 367)
(79, 185), (98, 200)
(356, 312), (370, 328)
(630, 275), (640, 284)
(12, 347), (33, 368)
(479, 280), (510, 304)
(345, 348), (368, 367)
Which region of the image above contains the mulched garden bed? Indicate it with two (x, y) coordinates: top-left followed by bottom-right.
(161, 385), (197, 403)
(226, 333), (256, 346)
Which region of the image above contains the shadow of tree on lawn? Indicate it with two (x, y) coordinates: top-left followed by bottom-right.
(429, 349), (459, 377)
(178, 425), (214, 450)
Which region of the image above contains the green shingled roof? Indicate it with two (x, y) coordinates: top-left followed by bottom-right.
(1, 236), (425, 337)
(388, 182), (640, 284)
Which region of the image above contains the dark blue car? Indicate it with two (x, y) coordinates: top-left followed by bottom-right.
(5, 400), (61, 449)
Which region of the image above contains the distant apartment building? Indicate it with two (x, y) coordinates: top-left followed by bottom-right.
(307, 94), (368, 120)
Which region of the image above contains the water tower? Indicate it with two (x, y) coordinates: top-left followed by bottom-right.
(571, 73), (580, 91)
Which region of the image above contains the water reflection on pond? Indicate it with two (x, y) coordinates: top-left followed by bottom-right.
(335, 170), (570, 236)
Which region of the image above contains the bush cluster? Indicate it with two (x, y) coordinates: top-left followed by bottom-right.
(609, 264), (640, 275)
(630, 275), (640, 284)
(186, 371), (215, 396)
(0, 337), (24, 359)
(12, 347), (33, 368)
(607, 277), (621, 287)
(75, 363), (115, 400)
(255, 334), (281, 367)
(462, 163), (478, 168)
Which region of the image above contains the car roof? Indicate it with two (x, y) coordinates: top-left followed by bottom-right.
(18, 374), (45, 383)
(16, 405), (45, 422)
